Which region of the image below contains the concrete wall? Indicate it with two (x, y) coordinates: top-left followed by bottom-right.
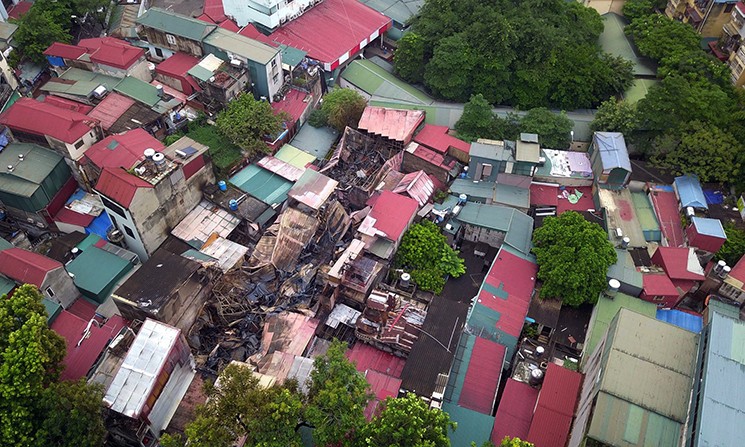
(94, 57), (152, 82)
(402, 150), (450, 184)
(701, 3), (736, 37)
(461, 224), (506, 248)
(140, 29), (202, 58)
(43, 268), (79, 308)
(46, 128), (100, 161)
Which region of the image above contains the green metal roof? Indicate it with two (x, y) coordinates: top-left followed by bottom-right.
(606, 248), (643, 291)
(0, 143), (63, 197)
(624, 78), (659, 104)
(76, 233), (102, 251)
(229, 164), (293, 206)
(42, 297), (62, 324)
(0, 238), (12, 251)
(279, 45), (307, 67)
(588, 392), (682, 446)
(493, 183), (529, 209)
(341, 59), (433, 105)
(442, 402), (493, 447)
(599, 13), (657, 77)
(66, 246), (134, 303)
(274, 144), (316, 169)
(187, 64), (214, 82)
(455, 203), (533, 254)
(290, 123), (339, 160)
(114, 76), (160, 107)
(203, 27), (278, 65)
(583, 292), (656, 361)
(449, 179), (494, 202)
(136, 7), (217, 42)
(0, 274), (14, 297)
(43, 68), (120, 97)
(359, 0), (423, 25)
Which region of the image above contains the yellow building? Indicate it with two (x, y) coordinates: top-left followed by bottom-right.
(666, 0), (739, 37)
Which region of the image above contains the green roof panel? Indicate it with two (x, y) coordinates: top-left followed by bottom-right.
(583, 292), (656, 361)
(66, 247), (134, 303)
(136, 7), (217, 42)
(230, 164), (293, 206)
(114, 76), (161, 107)
(341, 59), (433, 105)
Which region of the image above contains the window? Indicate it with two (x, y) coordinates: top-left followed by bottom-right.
(123, 225), (135, 238)
(726, 3), (735, 12)
(271, 59), (277, 68)
(100, 195), (127, 218)
(154, 47), (164, 58)
(653, 296), (665, 301)
(166, 34), (177, 46)
(272, 73), (279, 84)
(482, 163), (493, 177)
(45, 287), (55, 298)
(74, 139), (85, 149)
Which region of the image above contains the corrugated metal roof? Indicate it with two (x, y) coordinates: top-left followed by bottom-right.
(413, 124), (470, 154)
(0, 98), (97, 144)
(456, 336), (505, 414)
(651, 247), (705, 281)
(272, 89), (311, 125)
(607, 248), (643, 290)
(526, 364), (582, 447)
(0, 274), (15, 297)
(649, 188), (685, 247)
(44, 42), (87, 59)
(341, 59), (433, 106)
(78, 37), (144, 70)
(257, 156), (306, 182)
(104, 319), (181, 417)
(442, 402), (493, 447)
(0, 143), (64, 197)
(358, 106), (425, 144)
(95, 166), (152, 207)
(66, 246), (133, 300)
(469, 139), (514, 161)
(455, 203), (533, 255)
(584, 292), (657, 361)
(363, 190), (419, 242)
(199, 235), (249, 272)
(593, 131), (632, 172)
(0, 248), (61, 286)
(692, 311), (745, 446)
(274, 144), (316, 169)
(87, 93), (137, 132)
(392, 170), (435, 206)
(202, 27), (278, 65)
(642, 273), (679, 297)
(114, 76), (161, 107)
(85, 128), (163, 170)
(346, 342), (405, 378)
(674, 174), (708, 210)
(287, 169), (338, 211)
(136, 7), (217, 41)
(171, 200), (240, 247)
(290, 122), (339, 160)
(690, 216), (726, 238)
(600, 309), (698, 423)
(492, 379), (539, 443)
(655, 309), (703, 333)
(229, 164), (294, 206)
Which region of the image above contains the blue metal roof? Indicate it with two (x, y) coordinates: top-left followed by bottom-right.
(655, 309), (703, 333)
(674, 175), (708, 210)
(691, 216), (726, 239)
(593, 132), (632, 172)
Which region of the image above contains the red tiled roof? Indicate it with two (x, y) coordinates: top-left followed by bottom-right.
(530, 183), (559, 207)
(78, 37), (145, 70)
(51, 312), (127, 381)
(43, 95), (93, 114)
(0, 248), (62, 287)
(649, 190), (684, 247)
(87, 93), (136, 132)
(201, 0), (228, 23)
(363, 369), (402, 420)
(672, 278), (697, 295)
(479, 249), (538, 338)
(651, 247), (705, 281)
(7, 0), (31, 19)
(413, 124), (470, 155)
(366, 190), (419, 242)
(267, 0), (391, 70)
(526, 363), (582, 447)
(54, 207), (95, 227)
(729, 256), (745, 283)
(95, 167), (153, 208)
(272, 89), (311, 124)
(85, 128), (163, 170)
(239, 23), (264, 40)
(0, 98), (97, 144)
(44, 42), (87, 60)
(642, 273), (679, 297)
(346, 342), (406, 378)
(410, 144), (457, 170)
(492, 379), (539, 444)
(358, 106), (425, 144)
(155, 52), (200, 78)
(458, 337), (506, 414)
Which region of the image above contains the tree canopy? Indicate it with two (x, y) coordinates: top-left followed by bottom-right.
(321, 88), (367, 132)
(520, 108), (574, 149)
(394, 220), (466, 294)
(394, 0), (632, 109)
(215, 93), (288, 157)
(590, 98), (638, 136)
(716, 224), (745, 267)
(532, 211), (617, 307)
(306, 339), (371, 447)
(360, 393), (455, 447)
(0, 285), (106, 447)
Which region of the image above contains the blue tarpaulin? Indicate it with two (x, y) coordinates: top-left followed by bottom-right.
(703, 189), (725, 205)
(656, 309), (703, 333)
(86, 212), (112, 240)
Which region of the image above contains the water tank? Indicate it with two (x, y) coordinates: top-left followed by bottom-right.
(218, 180), (227, 191)
(71, 247), (80, 259)
(458, 193), (468, 204)
(720, 265), (732, 279)
(607, 278), (621, 297)
(715, 260), (727, 274)
(400, 272), (411, 288)
(143, 148), (156, 160)
(147, 62), (156, 72)
(535, 346), (545, 358)
(620, 237), (630, 249)
(452, 205), (462, 216)
(107, 227), (124, 244)
(152, 152), (166, 171)
(155, 84), (164, 97)
(686, 206), (695, 217)
(528, 368), (544, 386)
(229, 199), (238, 211)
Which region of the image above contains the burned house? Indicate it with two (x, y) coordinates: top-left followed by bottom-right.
(355, 288), (426, 354)
(187, 54), (249, 111)
(357, 106), (425, 151)
(325, 239), (386, 306)
(357, 190), (420, 260)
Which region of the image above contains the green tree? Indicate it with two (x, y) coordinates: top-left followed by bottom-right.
(499, 437), (535, 447)
(622, 0), (656, 21)
(520, 108), (574, 149)
(0, 284), (105, 447)
(716, 224), (745, 267)
(360, 393), (455, 447)
(306, 339), (370, 447)
(591, 98), (638, 136)
(394, 33), (426, 83)
(455, 94), (495, 141)
(424, 33), (475, 102)
(394, 220), (466, 294)
(321, 88), (367, 132)
(532, 211), (617, 307)
(10, 7), (71, 64)
(169, 363), (303, 447)
(626, 14), (701, 62)
(650, 121), (741, 183)
(215, 93), (288, 157)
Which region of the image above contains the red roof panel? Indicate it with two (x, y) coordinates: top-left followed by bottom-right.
(526, 363), (582, 447)
(54, 207), (95, 227)
(85, 128), (163, 170)
(43, 95), (93, 114)
(530, 183), (559, 207)
(78, 37), (145, 70)
(642, 273), (679, 297)
(0, 248), (62, 287)
(651, 247), (705, 281)
(346, 342), (406, 378)
(366, 190), (419, 242)
(410, 144), (457, 170)
(272, 89), (311, 124)
(649, 190), (685, 247)
(268, 0), (391, 69)
(44, 42), (87, 59)
(0, 98), (97, 144)
(556, 186), (594, 214)
(51, 312), (128, 381)
(492, 379), (540, 444)
(362, 369), (402, 420)
(86, 93), (136, 132)
(729, 256), (745, 283)
(238, 23), (264, 40)
(413, 124), (470, 155)
(155, 52), (200, 77)
(686, 224), (727, 253)
(95, 167), (153, 208)
(458, 337), (506, 414)
(201, 0), (228, 23)
(358, 106), (425, 144)
(7, 0), (31, 19)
